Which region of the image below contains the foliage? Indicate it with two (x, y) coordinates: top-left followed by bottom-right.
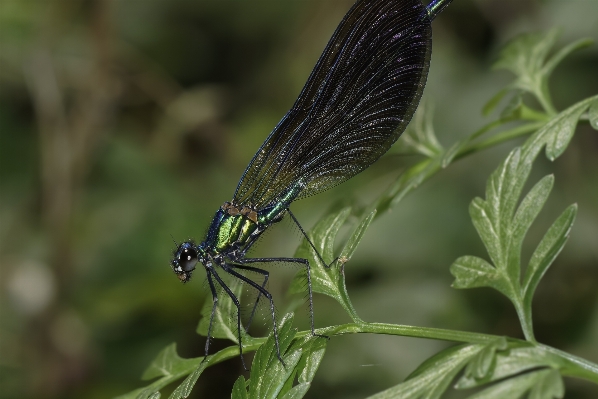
(1, 1), (596, 398)
(116, 30), (598, 399)
(120, 25), (598, 399)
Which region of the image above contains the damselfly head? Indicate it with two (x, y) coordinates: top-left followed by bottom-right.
(171, 241), (199, 283)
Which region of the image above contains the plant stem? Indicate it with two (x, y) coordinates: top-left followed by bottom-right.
(456, 122), (545, 159)
(310, 321), (500, 344)
(539, 344), (598, 384)
(513, 299), (536, 343)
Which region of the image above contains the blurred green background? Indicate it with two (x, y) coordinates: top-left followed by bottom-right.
(1, 0), (597, 398)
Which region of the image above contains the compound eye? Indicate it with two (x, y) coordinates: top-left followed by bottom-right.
(179, 247), (198, 272)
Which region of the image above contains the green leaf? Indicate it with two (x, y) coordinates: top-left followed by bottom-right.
(197, 277), (244, 342)
(280, 383), (310, 399)
(490, 148), (530, 245)
(463, 337), (509, 380)
(490, 32), (592, 119)
(289, 208), (349, 297)
(464, 369), (554, 399)
(466, 146), (533, 277)
(468, 198), (503, 271)
(456, 344), (564, 389)
(396, 100), (443, 157)
(542, 103), (588, 160)
(232, 376), (248, 399)
(276, 333), (327, 398)
(113, 344), (201, 399)
(542, 38), (594, 77)
(141, 344), (199, 381)
(450, 256), (510, 296)
(245, 313), (323, 399)
(295, 338), (327, 383)
(339, 210), (376, 262)
(523, 205), (577, 304)
(259, 350), (303, 399)
(589, 97), (598, 130)
(522, 96), (597, 162)
(492, 29), (560, 113)
(289, 207), (362, 321)
(223, 314), (325, 399)
(450, 138), (579, 342)
(366, 344), (483, 399)
(168, 360), (209, 399)
(251, 314), (296, 380)
(528, 369), (564, 399)
(165, 339), (266, 399)
(493, 29), (559, 82)
(509, 175), (554, 275)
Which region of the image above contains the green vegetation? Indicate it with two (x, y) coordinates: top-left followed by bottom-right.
(119, 31), (598, 399)
(1, 2), (597, 399)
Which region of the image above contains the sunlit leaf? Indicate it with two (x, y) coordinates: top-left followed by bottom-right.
(468, 198), (502, 271)
(232, 376), (248, 399)
(542, 104), (588, 160)
(244, 314), (325, 399)
(509, 175), (554, 273)
(295, 338), (327, 383)
(524, 97), (596, 161)
(450, 134), (579, 342)
(522, 205), (577, 304)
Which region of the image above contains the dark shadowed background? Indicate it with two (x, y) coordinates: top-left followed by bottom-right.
(1, 0), (597, 398)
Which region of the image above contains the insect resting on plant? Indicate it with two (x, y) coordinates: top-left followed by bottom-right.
(171, 0), (453, 369)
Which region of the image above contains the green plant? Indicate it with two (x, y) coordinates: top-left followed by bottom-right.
(117, 29), (598, 399)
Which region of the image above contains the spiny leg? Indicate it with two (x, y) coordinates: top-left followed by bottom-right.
(239, 257), (327, 340)
(202, 271), (219, 363)
(209, 267), (248, 371)
(221, 263), (286, 366)
(287, 208), (338, 268)
(230, 264), (269, 333)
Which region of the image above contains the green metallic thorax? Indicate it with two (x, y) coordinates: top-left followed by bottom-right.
(213, 214), (257, 253)
(205, 183), (303, 256)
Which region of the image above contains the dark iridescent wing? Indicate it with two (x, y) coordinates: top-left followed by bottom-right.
(233, 0), (432, 209)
